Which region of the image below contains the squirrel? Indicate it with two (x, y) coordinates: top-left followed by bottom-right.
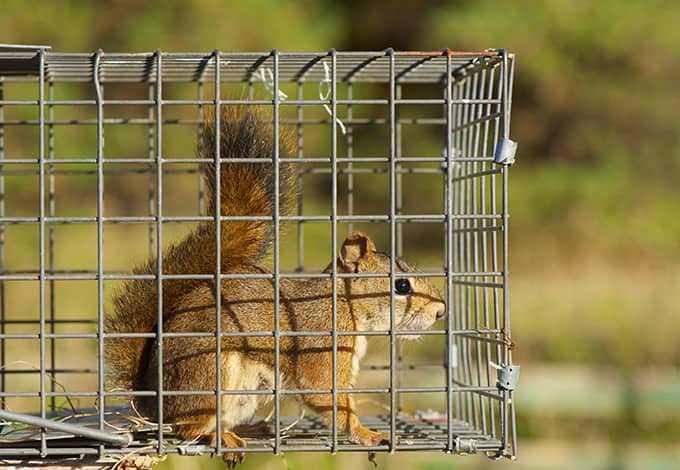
(105, 104), (446, 467)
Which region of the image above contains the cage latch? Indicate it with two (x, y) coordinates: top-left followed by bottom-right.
(496, 363), (520, 391)
(494, 138), (518, 166)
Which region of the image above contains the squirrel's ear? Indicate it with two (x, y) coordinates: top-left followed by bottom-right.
(340, 231), (376, 271)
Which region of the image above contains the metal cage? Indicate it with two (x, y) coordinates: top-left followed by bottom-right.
(0, 45), (517, 464)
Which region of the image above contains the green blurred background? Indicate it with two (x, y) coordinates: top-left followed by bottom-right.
(2, 1), (680, 469)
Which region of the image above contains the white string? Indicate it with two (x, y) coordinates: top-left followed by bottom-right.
(488, 360), (503, 370)
(319, 61), (347, 135)
(255, 67), (288, 101)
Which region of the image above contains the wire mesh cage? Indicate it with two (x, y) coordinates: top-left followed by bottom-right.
(0, 45), (517, 465)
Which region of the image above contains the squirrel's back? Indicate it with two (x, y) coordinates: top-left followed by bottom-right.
(105, 105), (294, 391)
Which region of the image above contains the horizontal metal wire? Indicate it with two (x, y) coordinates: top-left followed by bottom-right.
(0, 98), (501, 107)
(0, 318), (97, 324)
(0, 267), (501, 276)
(0, 386), (501, 398)
(0, 328), (504, 340)
(0, 213), (500, 225)
(0, 269), (501, 279)
(0, 441), (499, 456)
(0, 368), (97, 374)
(0, 156), (483, 164)
(0, 363), (442, 375)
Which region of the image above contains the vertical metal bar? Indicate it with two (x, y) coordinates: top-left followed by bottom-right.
(467, 71), (481, 432)
(503, 52), (514, 360)
(38, 46), (47, 456)
(478, 66), (496, 437)
(509, 53), (518, 458)
(387, 47), (397, 453)
(395, 83), (404, 413)
(272, 48), (282, 454)
(444, 50), (454, 452)
(453, 72), (468, 427)
(154, 49), (165, 456)
(395, 84), (403, 258)
(478, 67), (490, 426)
(213, 48), (223, 456)
(329, 48), (339, 454)
(499, 49), (512, 455)
(462, 74), (475, 426)
(147, 83), (155, 258)
(453, 74), (467, 427)
(197, 81), (205, 216)
(490, 52), (506, 454)
(489, 61), (503, 447)
(47, 81), (56, 413)
(296, 82), (304, 272)
(247, 79), (254, 100)
(346, 83), (354, 236)
(93, 49), (105, 455)
(500, 49), (511, 356)
(0, 80), (4, 407)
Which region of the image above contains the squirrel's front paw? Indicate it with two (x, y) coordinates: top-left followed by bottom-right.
(349, 426), (392, 446)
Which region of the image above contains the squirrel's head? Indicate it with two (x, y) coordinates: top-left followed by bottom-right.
(332, 231), (446, 340)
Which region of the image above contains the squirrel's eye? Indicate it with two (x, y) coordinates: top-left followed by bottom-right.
(395, 278), (412, 295)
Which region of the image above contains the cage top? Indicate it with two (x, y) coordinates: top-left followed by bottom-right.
(0, 48), (505, 84)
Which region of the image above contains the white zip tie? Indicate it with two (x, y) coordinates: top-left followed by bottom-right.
(319, 61), (346, 135)
(256, 67), (288, 101)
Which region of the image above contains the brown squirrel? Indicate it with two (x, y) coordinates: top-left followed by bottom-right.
(105, 105), (446, 467)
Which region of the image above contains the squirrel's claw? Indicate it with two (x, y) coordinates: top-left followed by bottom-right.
(222, 451), (245, 469)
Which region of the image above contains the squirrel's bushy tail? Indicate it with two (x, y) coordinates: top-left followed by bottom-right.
(105, 105), (294, 391)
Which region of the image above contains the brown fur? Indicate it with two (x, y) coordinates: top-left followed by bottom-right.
(105, 105), (294, 391)
(105, 107), (446, 464)
(139, 238), (445, 450)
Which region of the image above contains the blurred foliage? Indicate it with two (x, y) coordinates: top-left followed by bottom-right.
(1, 1), (679, 468)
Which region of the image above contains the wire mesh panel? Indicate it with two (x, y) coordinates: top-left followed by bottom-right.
(0, 46), (517, 464)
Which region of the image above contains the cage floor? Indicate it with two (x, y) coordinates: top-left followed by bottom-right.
(0, 409), (503, 458)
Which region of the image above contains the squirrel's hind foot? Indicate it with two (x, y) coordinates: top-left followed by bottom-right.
(210, 431), (247, 469)
(350, 426), (392, 447)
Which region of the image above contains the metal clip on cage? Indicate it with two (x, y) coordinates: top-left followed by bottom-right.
(0, 44), (517, 464)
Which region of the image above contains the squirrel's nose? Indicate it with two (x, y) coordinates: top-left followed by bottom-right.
(435, 304), (446, 320)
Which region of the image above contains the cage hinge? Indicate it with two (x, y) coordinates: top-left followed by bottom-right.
(496, 363), (520, 391)
(454, 437), (478, 454)
(494, 138), (518, 165)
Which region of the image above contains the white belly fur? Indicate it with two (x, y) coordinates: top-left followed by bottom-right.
(219, 352), (277, 430)
(351, 336), (368, 385)
(217, 337), (366, 429)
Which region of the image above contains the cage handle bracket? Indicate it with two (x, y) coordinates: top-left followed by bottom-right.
(0, 409), (132, 447)
(494, 138), (518, 165)
(490, 362), (520, 391)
